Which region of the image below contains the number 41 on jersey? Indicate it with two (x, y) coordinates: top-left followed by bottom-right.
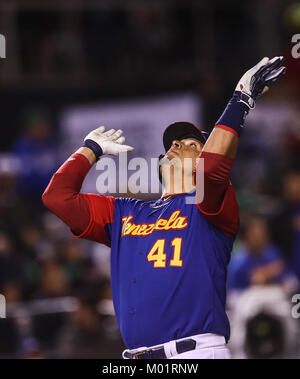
(147, 238), (183, 268)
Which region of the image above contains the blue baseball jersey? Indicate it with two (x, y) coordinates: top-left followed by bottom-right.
(74, 186), (239, 349)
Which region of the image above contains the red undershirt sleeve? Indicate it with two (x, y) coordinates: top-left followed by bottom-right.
(42, 153), (115, 246)
(73, 194), (115, 246)
(195, 151), (239, 236)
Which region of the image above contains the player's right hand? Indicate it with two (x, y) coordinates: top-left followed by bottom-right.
(235, 56), (286, 109)
(83, 126), (134, 159)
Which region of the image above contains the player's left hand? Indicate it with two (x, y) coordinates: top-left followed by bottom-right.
(235, 56), (286, 109)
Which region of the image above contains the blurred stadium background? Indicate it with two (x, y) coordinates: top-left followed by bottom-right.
(0, 0), (299, 359)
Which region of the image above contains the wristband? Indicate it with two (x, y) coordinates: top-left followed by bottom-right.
(237, 91), (255, 109)
(83, 139), (103, 160)
(215, 91), (250, 137)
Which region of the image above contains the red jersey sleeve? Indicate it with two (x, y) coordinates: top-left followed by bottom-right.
(196, 183), (239, 236)
(72, 194), (115, 246)
(195, 151), (239, 236)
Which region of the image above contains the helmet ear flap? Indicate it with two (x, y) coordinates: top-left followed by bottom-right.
(158, 154), (165, 183)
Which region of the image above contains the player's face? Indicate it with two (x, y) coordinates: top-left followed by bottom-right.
(165, 138), (203, 165)
(161, 138), (203, 191)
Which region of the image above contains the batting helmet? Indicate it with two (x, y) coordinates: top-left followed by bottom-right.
(163, 121), (209, 152)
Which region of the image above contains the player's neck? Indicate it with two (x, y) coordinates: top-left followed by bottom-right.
(161, 174), (195, 198)
(161, 188), (196, 200)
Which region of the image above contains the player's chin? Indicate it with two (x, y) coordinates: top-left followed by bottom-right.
(165, 151), (179, 160)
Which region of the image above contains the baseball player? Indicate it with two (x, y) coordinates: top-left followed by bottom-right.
(43, 57), (285, 359)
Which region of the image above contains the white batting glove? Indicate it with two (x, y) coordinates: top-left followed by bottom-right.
(235, 56), (286, 109)
(83, 126), (134, 159)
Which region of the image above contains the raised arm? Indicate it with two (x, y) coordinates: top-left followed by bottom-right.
(42, 127), (133, 243)
(196, 57), (286, 232)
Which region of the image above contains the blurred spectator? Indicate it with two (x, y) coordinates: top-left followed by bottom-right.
(0, 232), (23, 300)
(37, 259), (70, 299)
(283, 2), (300, 98)
(60, 240), (95, 292)
(271, 170), (300, 282)
(17, 336), (46, 359)
(11, 107), (59, 200)
(0, 155), (30, 231)
(1, 282), (23, 305)
(90, 243), (111, 279)
(42, 211), (70, 243)
(55, 292), (125, 359)
(229, 216), (293, 290)
(284, 109), (300, 168)
(39, 14), (86, 79)
(229, 285), (300, 359)
(14, 308), (46, 359)
(19, 223), (49, 259)
(126, 3), (173, 72)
